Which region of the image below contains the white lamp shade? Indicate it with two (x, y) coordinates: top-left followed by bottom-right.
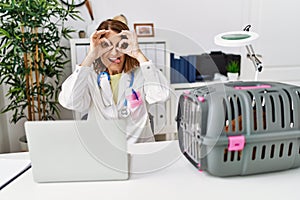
(214, 31), (259, 47)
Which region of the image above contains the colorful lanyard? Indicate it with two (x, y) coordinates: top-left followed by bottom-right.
(124, 71), (134, 107)
(97, 71), (135, 107)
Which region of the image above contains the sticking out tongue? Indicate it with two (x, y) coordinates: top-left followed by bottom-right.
(110, 57), (121, 64)
(114, 58), (121, 64)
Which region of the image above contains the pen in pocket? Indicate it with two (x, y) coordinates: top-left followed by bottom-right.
(132, 89), (139, 100)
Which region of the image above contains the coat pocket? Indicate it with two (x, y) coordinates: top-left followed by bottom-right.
(126, 90), (146, 121)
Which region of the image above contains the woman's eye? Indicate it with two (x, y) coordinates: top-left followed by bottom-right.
(101, 41), (110, 48)
(120, 42), (129, 49)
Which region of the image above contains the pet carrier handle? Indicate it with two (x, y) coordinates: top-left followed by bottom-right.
(234, 84), (271, 90)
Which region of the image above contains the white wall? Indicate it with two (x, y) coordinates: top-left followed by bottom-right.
(1, 0), (300, 152)
(67, 0), (248, 53)
(246, 0), (300, 84)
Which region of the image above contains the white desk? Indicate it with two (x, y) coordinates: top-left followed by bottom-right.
(1, 141), (300, 200)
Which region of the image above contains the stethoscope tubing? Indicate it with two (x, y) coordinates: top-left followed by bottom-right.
(97, 71), (136, 117)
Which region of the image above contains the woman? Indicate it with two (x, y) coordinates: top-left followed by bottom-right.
(59, 19), (170, 143)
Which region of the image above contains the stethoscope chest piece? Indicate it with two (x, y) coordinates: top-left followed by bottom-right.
(119, 106), (130, 118)
(98, 71), (135, 118)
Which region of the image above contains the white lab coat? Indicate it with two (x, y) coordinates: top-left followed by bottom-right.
(59, 61), (170, 143)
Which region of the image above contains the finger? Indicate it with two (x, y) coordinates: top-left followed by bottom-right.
(96, 29), (110, 35)
(102, 45), (113, 55)
(121, 30), (138, 44)
(93, 30), (110, 39)
(91, 31), (99, 40)
(119, 30), (132, 39)
(124, 30), (137, 39)
(100, 38), (113, 55)
(100, 38), (112, 49)
(120, 30), (131, 35)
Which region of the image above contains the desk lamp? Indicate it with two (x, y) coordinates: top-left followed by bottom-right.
(214, 25), (262, 80)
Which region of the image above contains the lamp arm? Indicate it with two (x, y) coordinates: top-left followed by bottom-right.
(245, 44), (263, 72)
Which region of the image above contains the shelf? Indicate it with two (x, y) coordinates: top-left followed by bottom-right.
(137, 37), (166, 44)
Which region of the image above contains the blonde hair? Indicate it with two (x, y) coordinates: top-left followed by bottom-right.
(94, 19), (139, 74)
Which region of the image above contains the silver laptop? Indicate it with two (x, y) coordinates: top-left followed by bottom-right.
(25, 119), (129, 183)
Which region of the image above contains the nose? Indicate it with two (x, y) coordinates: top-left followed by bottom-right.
(110, 43), (123, 56)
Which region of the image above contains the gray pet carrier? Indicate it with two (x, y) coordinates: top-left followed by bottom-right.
(177, 81), (300, 176)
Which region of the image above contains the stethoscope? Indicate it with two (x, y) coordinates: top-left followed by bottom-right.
(97, 71), (137, 118)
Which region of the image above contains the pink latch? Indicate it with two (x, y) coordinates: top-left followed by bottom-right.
(197, 163), (203, 172)
(183, 90), (190, 94)
(228, 135), (245, 151)
(183, 90), (190, 99)
(198, 96), (205, 102)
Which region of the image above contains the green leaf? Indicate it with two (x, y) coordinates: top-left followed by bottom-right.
(0, 28), (10, 38)
(0, 0), (81, 124)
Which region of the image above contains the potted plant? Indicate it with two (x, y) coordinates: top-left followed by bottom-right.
(226, 60), (240, 81)
(0, 0), (81, 150)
